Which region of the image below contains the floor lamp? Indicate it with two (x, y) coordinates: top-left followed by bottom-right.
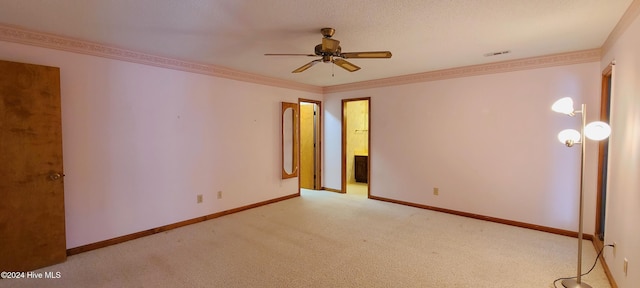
(551, 97), (611, 288)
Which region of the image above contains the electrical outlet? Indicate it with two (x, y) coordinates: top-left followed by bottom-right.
(217, 191), (223, 199)
(624, 258), (628, 276)
(197, 194), (203, 203)
(433, 187), (439, 196)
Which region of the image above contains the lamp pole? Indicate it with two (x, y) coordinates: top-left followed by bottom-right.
(562, 103), (591, 288)
(553, 97), (610, 287)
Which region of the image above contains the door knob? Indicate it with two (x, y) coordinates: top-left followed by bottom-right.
(49, 173), (63, 180)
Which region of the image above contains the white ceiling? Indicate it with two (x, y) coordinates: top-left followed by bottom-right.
(0, 0), (633, 87)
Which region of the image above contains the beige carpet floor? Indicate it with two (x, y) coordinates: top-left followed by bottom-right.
(1, 189), (611, 288)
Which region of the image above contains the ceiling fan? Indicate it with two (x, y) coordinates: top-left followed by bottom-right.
(265, 28), (392, 73)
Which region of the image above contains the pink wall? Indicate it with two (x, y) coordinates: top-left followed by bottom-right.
(600, 6), (640, 287)
(324, 62), (602, 233)
(2, 13), (638, 285)
(0, 41), (321, 248)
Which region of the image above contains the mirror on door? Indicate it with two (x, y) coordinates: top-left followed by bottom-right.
(282, 102), (298, 179)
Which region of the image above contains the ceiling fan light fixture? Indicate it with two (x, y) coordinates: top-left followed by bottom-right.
(266, 28), (390, 74)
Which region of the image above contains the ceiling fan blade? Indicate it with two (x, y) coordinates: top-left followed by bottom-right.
(333, 58), (361, 72)
(292, 59), (321, 73)
(321, 38), (340, 52)
(265, 53), (317, 57)
(340, 51), (392, 58)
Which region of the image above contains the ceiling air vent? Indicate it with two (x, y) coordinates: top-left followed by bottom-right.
(484, 50), (511, 57)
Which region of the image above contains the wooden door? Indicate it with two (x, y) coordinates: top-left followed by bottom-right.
(0, 60), (66, 271)
(299, 103), (315, 189)
(595, 63), (613, 242)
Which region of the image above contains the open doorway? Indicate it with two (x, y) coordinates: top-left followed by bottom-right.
(299, 99), (321, 190)
(342, 98), (370, 197)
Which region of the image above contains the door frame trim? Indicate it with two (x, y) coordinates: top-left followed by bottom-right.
(298, 98), (322, 191)
(341, 97), (371, 196)
(594, 63), (613, 241)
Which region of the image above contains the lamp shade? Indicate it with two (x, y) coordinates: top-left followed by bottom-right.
(552, 97), (575, 115)
(585, 121), (611, 141)
(558, 129), (581, 144)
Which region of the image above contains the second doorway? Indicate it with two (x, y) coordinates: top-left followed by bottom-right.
(342, 98), (370, 197)
(299, 99), (321, 190)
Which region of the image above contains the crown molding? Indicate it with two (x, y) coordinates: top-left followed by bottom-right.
(601, 0), (640, 56)
(0, 24), (323, 94)
(0, 24), (603, 95)
(323, 49), (601, 94)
